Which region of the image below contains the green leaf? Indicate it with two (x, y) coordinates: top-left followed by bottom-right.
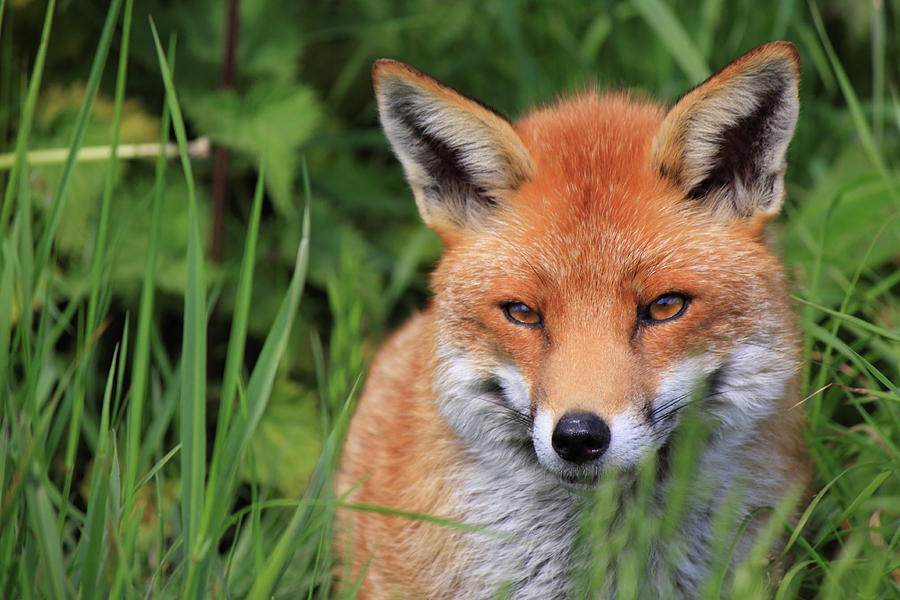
(241, 379), (321, 497)
(186, 82), (321, 214)
(28, 84), (161, 261)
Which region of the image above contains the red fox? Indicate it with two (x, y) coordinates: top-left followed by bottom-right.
(337, 41), (810, 599)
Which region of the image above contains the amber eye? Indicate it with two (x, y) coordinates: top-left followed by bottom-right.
(503, 302), (542, 327)
(646, 293), (689, 322)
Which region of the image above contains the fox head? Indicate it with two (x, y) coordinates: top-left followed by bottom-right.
(374, 43), (802, 483)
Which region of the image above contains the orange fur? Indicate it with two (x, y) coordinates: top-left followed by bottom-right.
(338, 43), (809, 599)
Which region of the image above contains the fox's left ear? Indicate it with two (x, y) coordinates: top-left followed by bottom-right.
(653, 41), (800, 219)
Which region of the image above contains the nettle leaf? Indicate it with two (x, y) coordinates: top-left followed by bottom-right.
(236, 0), (305, 82)
(242, 378), (321, 497)
(35, 83), (160, 144)
(167, 0), (303, 85)
(47, 174), (211, 300)
(186, 82), (321, 215)
(109, 176), (211, 296)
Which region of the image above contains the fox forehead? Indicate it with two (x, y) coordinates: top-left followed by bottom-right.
(515, 91), (668, 200)
(434, 96), (755, 291)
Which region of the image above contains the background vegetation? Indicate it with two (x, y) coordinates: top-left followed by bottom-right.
(1, 0), (897, 597)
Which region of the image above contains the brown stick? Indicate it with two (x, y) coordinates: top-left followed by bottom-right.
(210, 0), (240, 263)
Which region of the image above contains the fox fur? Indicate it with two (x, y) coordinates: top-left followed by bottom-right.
(337, 41), (810, 599)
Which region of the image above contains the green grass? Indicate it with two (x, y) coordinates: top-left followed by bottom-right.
(0, 0), (897, 597)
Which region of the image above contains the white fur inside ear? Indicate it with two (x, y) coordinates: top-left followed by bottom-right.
(375, 75), (533, 228)
(656, 57), (799, 218)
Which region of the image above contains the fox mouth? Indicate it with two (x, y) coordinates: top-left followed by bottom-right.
(559, 470), (602, 487)
(539, 449), (608, 487)
(546, 436), (676, 489)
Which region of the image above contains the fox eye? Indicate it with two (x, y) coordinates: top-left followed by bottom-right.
(503, 302), (542, 327)
(645, 293), (689, 322)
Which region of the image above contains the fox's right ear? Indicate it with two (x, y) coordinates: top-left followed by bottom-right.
(373, 59), (533, 235)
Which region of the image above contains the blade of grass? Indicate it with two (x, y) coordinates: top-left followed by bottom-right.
(696, 0), (723, 59)
(78, 343), (121, 600)
(133, 443), (181, 493)
(820, 535), (864, 600)
(806, 323), (898, 403)
(869, 0), (885, 144)
(630, 0), (711, 82)
(213, 164), (266, 451)
(245, 397), (347, 600)
(0, 0), (55, 228)
(113, 33), (175, 600)
(84, 0), (133, 376)
(811, 215), (894, 394)
(55, 0), (125, 534)
(807, 0), (897, 203)
(0, 242), (14, 395)
(794, 21), (836, 96)
(307, 519), (329, 600)
(26, 482), (66, 600)
(149, 16), (208, 593)
(33, 0), (124, 285)
(196, 164), (267, 593)
(831, 470), (891, 533)
(773, 560), (813, 600)
(795, 295), (900, 344)
(200, 195), (310, 560)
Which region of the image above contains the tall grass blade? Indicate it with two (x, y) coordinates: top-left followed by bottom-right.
(203, 196), (310, 550)
(84, 0), (133, 364)
(239, 202), (314, 600)
(33, 0), (124, 283)
(0, 242), (14, 395)
(199, 165), (267, 587)
(78, 344), (121, 600)
(247, 398), (343, 600)
(630, 0), (710, 82)
(26, 482), (66, 600)
(150, 17), (208, 594)
(55, 0), (126, 533)
(114, 34), (175, 600)
(217, 165), (266, 434)
(794, 295), (900, 344)
(807, 0), (897, 202)
(0, 0), (55, 228)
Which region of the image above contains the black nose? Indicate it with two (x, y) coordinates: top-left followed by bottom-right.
(552, 412), (611, 464)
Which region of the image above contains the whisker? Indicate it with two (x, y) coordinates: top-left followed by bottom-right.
(474, 392), (532, 428)
(650, 389), (731, 423)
